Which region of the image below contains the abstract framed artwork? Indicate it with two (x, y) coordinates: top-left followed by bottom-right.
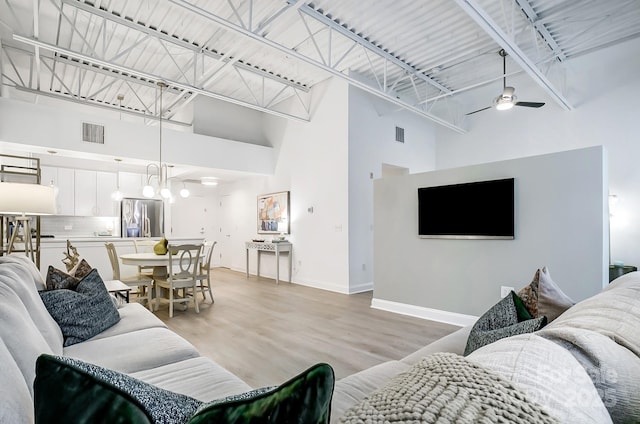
(257, 191), (290, 234)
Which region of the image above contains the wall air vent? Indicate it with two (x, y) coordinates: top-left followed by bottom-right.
(395, 126), (405, 143)
(82, 122), (105, 144)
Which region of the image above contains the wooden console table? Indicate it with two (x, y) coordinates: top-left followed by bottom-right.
(245, 241), (292, 284)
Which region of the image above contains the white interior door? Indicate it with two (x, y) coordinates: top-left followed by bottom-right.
(219, 194), (233, 268)
(171, 196), (208, 239)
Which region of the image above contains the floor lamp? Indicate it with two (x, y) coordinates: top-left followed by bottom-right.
(0, 182), (56, 263)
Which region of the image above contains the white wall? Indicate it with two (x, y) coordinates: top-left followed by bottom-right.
(193, 96), (269, 146)
(348, 87), (437, 292)
(220, 77), (352, 293)
(373, 146), (608, 323)
(436, 37), (640, 268)
(0, 97), (275, 175)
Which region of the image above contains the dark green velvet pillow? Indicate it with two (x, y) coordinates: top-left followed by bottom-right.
(464, 291), (547, 356)
(189, 362), (335, 424)
(34, 354), (335, 424)
(35, 354), (154, 423)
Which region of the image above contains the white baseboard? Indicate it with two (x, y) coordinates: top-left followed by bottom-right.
(371, 298), (478, 327)
(235, 267), (356, 294)
(348, 281), (373, 294)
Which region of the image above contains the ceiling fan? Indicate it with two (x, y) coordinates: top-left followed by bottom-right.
(466, 49), (545, 115)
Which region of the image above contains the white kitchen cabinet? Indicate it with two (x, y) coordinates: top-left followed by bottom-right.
(119, 172), (144, 198)
(40, 239), (138, 279)
(75, 170), (119, 217)
(40, 166), (56, 187)
(96, 171), (118, 216)
(41, 166), (75, 215)
(74, 169), (97, 216)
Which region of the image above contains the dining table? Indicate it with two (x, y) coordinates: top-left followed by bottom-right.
(120, 251), (205, 311)
(119, 251), (204, 278)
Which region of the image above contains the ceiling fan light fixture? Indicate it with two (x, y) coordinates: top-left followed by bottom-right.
(495, 97), (515, 110)
(494, 87), (516, 111)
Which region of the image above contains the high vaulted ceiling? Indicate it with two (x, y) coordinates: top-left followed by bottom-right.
(2, 0), (639, 134)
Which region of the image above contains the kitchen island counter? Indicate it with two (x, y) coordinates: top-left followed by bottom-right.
(39, 237), (204, 278)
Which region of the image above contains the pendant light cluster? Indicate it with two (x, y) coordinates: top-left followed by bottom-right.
(111, 158), (124, 201)
(112, 83), (196, 202)
(142, 82), (182, 199)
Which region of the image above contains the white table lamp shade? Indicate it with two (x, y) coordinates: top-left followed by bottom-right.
(0, 182), (56, 215)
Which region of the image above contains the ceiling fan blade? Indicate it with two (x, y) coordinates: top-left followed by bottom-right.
(465, 106), (492, 115)
(515, 101), (545, 108)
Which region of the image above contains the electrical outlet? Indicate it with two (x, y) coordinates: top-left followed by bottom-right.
(500, 286), (515, 298)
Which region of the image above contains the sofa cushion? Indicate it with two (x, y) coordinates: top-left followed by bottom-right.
(546, 276), (640, 358)
(40, 268), (120, 346)
(467, 333), (612, 424)
(0, 284), (56, 398)
(604, 270), (639, 291)
(64, 327), (201, 374)
(401, 325), (472, 365)
(130, 357), (252, 402)
(87, 302), (167, 341)
(0, 256), (63, 353)
(339, 352), (558, 424)
(464, 291), (546, 355)
(35, 354), (334, 424)
(331, 360), (410, 422)
(538, 326), (640, 423)
(0, 255), (46, 290)
(0, 338), (33, 424)
(517, 267), (575, 322)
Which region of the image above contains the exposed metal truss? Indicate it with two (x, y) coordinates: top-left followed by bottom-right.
(2, 0), (639, 132)
(455, 0), (573, 111)
(170, 0), (468, 133)
(3, 0), (314, 123)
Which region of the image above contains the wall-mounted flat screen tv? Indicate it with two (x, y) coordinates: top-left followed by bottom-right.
(418, 178), (515, 239)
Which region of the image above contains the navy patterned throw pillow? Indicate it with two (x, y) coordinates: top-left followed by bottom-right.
(464, 291), (547, 356)
(39, 268), (120, 346)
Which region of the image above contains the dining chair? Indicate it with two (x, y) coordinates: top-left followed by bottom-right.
(104, 242), (154, 311)
(133, 239), (157, 278)
(154, 244), (202, 318)
(196, 241), (217, 303)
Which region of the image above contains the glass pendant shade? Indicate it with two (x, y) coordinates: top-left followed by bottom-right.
(142, 185), (155, 198)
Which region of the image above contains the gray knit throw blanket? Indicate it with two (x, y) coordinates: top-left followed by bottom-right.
(339, 353), (558, 424)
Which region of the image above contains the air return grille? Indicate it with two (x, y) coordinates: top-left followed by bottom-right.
(395, 126), (405, 143)
(82, 122), (105, 144)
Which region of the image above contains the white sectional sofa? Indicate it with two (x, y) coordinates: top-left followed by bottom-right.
(1, 255), (251, 423)
(2, 254), (639, 423)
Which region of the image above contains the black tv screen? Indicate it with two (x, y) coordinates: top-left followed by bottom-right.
(418, 178), (515, 239)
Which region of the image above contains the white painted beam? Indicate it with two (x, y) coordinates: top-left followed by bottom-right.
(455, 0), (573, 111)
(170, 0), (466, 134)
(12, 35), (310, 123)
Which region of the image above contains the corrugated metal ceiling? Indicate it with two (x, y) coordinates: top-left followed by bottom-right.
(1, 0), (639, 131)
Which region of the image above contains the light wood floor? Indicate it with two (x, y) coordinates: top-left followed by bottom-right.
(153, 268), (458, 388)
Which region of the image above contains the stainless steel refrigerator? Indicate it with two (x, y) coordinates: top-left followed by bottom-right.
(121, 198), (164, 238)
